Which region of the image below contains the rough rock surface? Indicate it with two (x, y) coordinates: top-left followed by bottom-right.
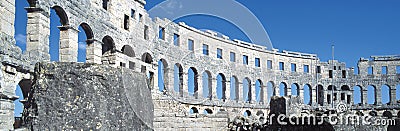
(28, 62), (153, 130)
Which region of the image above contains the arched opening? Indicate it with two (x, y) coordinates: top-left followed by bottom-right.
(204, 108), (213, 114)
(327, 85), (337, 104)
(244, 110), (252, 117)
(230, 76), (239, 101)
(279, 82), (287, 96)
(317, 85), (324, 106)
(304, 84), (311, 105)
(121, 45), (135, 57)
(188, 67), (199, 98)
(266, 81), (274, 104)
(291, 83), (299, 96)
(353, 85), (362, 105)
(341, 85), (351, 104)
(14, 0), (29, 51)
(158, 59), (168, 92)
(383, 111), (393, 118)
(243, 78), (251, 102)
(255, 79), (263, 102)
(189, 107), (199, 114)
(14, 79), (32, 129)
(77, 23), (94, 62)
(141, 53), (153, 64)
(397, 85), (400, 102)
(101, 36), (115, 55)
(49, 6), (70, 61)
(256, 110), (264, 116)
(381, 85), (391, 105)
(216, 73), (227, 100)
(174, 63), (183, 97)
(202, 71), (212, 99)
(367, 85), (377, 105)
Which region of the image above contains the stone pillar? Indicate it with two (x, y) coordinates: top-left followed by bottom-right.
(225, 80), (231, 101)
(197, 74), (203, 99)
(298, 86), (304, 101)
(260, 85), (266, 104)
(166, 69), (175, 93)
(390, 86), (396, 105)
(264, 85), (269, 104)
(362, 88), (368, 105)
(25, 7), (51, 61)
(238, 81), (244, 102)
(311, 88), (316, 106)
(182, 72), (189, 97)
(376, 87), (381, 105)
(86, 39), (102, 64)
(274, 84), (279, 97)
(251, 84), (256, 103)
(287, 86), (292, 96)
(59, 26), (79, 62)
(0, 0), (15, 36)
(0, 67), (22, 130)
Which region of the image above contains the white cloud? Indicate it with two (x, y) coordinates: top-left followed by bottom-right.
(15, 34), (26, 45)
(78, 42), (86, 50)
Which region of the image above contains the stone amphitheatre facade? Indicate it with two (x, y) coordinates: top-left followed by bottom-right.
(0, 0), (400, 130)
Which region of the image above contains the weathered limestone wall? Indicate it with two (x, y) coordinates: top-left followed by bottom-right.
(27, 62), (153, 130)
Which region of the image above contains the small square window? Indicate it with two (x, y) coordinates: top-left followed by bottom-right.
(230, 52), (236, 62)
(291, 63), (296, 72)
(188, 39), (194, 51)
(217, 48), (223, 59)
(173, 34), (180, 46)
(368, 67), (373, 75)
(243, 55), (248, 65)
(382, 66), (388, 75)
(203, 44), (209, 55)
(304, 65), (309, 73)
(279, 62), (284, 70)
(267, 60), (273, 69)
(255, 58), (260, 67)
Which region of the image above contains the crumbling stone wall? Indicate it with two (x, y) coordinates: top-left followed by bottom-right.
(26, 62), (154, 130)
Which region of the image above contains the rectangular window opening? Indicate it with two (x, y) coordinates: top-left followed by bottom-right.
(255, 58), (260, 67)
(329, 70), (333, 78)
(217, 48), (223, 59)
(316, 66), (321, 73)
(139, 14), (143, 22)
(188, 39), (194, 51)
(279, 62), (284, 70)
(158, 26), (165, 40)
(304, 65), (309, 73)
(267, 60), (273, 69)
(230, 52), (236, 62)
(342, 70), (346, 78)
(173, 34), (180, 46)
(368, 66), (373, 75)
(129, 61), (135, 70)
(243, 55), (249, 65)
(203, 44), (209, 55)
(291, 63), (296, 72)
(144, 25), (149, 40)
(124, 15), (129, 30)
(131, 9), (135, 19)
(382, 66), (388, 75)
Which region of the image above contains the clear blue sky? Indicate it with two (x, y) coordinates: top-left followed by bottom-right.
(13, 0), (400, 116)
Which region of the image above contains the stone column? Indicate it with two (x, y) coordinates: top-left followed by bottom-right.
(264, 85), (269, 104)
(251, 83), (256, 103)
(238, 81), (244, 102)
(298, 86), (304, 101)
(25, 7), (51, 61)
(212, 78), (218, 100)
(0, 0), (15, 36)
(59, 26), (79, 62)
(166, 69), (175, 93)
(286, 86), (292, 96)
(0, 66), (22, 130)
(311, 87), (316, 106)
(197, 74), (203, 99)
(376, 87), (381, 105)
(274, 84), (280, 97)
(225, 80), (231, 101)
(390, 86), (396, 105)
(362, 88), (368, 105)
(86, 39), (102, 64)
(182, 72), (189, 97)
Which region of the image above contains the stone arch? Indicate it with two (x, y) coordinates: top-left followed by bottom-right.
(14, 79), (32, 118)
(174, 63), (184, 97)
(158, 59), (169, 92)
(353, 85), (363, 105)
(244, 110), (252, 117)
(121, 45), (135, 57)
(79, 23), (94, 41)
(256, 110), (264, 116)
(202, 71), (212, 99)
(327, 85), (337, 104)
(383, 111), (393, 118)
(317, 85), (324, 106)
(189, 107), (199, 114)
(101, 35), (115, 55)
(216, 73), (227, 100)
(266, 81), (274, 104)
(367, 85), (377, 105)
(303, 84), (312, 105)
(255, 79), (263, 103)
(230, 76), (239, 101)
(188, 67), (199, 98)
(51, 6), (69, 26)
(243, 77), (252, 102)
(381, 84), (391, 105)
(141, 52), (153, 64)
(279, 82), (287, 96)
(291, 83), (300, 96)
(204, 108), (213, 114)
(340, 85), (351, 104)
(77, 23), (94, 62)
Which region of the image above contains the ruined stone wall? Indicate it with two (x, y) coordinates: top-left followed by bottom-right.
(28, 62), (153, 130)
